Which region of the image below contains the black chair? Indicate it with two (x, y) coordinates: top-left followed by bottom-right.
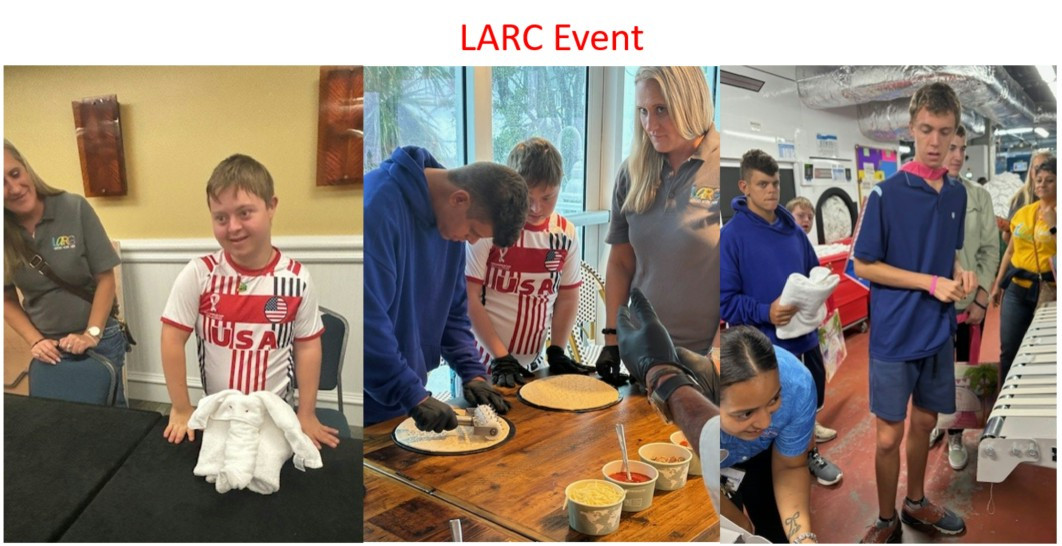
(295, 307), (351, 438)
(28, 349), (117, 406)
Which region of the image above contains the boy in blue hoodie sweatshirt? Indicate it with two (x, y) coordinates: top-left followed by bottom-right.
(364, 146), (528, 431)
(720, 149), (843, 487)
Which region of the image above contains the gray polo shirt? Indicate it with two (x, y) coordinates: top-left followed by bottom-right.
(6, 192), (120, 337)
(606, 134), (720, 354)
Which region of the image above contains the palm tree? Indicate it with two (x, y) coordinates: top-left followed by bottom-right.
(364, 67), (461, 169)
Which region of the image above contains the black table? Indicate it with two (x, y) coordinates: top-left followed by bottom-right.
(4, 394), (162, 542)
(61, 420), (362, 542)
(3, 395), (362, 542)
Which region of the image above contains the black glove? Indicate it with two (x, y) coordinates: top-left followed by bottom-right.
(676, 347), (715, 402)
(546, 345), (594, 375)
(489, 354), (534, 388)
(594, 344), (629, 386)
(409, 396), (458, 433)
(463, 379), (511, 414)
(616, 288), (680, 387)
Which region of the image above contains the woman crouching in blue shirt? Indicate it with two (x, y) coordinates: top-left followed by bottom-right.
(719, 326), (818, 544)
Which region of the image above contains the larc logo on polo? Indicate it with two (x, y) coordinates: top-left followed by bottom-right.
(52, 235), (77, 250)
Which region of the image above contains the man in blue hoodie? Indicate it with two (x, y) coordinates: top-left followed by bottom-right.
(720, 149), (843, 487)
(364, 146), (528, 431)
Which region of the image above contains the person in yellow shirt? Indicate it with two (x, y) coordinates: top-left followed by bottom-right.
(991, 158), (1056, 381)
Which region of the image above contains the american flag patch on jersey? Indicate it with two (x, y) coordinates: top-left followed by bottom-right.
(264, 296), (288, 323)
(544, 249), (562, 272)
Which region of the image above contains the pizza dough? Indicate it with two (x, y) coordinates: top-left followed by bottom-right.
(518, 375), (620, 411)
(393, 415), (511, 454)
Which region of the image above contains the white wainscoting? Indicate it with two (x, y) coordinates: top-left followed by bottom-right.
(119, 235), (362, 427)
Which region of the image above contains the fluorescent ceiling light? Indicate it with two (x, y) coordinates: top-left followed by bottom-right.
(1038, 65), (1057, 99)
(1034, 127), (1050, 138)
(997, 127), (1034, 136)
(720, 70), (765, 92)
(722, 129), (779, 144)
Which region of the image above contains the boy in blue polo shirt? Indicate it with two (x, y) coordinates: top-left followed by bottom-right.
(854, 83), (977, 543)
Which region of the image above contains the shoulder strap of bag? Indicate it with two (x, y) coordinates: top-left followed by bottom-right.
(25, 252), (96, 304)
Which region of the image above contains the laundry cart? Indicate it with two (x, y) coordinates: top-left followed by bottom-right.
(977, 302), (1057, 483)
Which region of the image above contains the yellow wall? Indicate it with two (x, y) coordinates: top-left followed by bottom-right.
(4, 66), (362, 238)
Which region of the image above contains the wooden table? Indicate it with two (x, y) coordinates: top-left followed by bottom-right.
(364, 381), (720, 542)
(365, 467), (527, 542)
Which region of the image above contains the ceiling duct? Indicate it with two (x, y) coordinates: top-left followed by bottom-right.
(796, 66), (1037, 130)
(857, 98), (987, 142)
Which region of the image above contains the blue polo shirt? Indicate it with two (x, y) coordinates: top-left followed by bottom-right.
(854, 171), (966, 361)
(720, 346), (815, 467)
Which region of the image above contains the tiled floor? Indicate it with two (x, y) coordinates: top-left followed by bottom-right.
(809, 304), (1056, 543)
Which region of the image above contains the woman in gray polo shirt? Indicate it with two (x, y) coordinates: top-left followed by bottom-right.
(3, 140), (128, 404)
(596, 66), (720, 384)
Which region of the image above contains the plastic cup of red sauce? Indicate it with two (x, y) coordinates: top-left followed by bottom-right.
(601, 460), (660, 512)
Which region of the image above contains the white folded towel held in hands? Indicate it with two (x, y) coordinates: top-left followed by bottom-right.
(776, 266), (840, 340)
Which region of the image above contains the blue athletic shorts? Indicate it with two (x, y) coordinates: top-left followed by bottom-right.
(868, 337), (955, 422)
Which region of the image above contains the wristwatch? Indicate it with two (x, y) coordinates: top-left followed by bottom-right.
(85, 325), (102, 340)
(648, 372), (699, 424)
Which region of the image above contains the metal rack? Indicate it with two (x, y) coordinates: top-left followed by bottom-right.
(977, 302), (1057, 483)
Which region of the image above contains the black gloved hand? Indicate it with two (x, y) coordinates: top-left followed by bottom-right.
(594, 344), (629, 386)
(546, 345), (594, 375)
(489, 354), (534, 388)
(675, 347), (714, 401)
(409, 396), (458, 433)
(463, 379), (511, 414)
(616, 288), (680, 388)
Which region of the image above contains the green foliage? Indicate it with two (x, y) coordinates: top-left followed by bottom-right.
(963, 364), (999, 397)
(364, 67), (459, 169)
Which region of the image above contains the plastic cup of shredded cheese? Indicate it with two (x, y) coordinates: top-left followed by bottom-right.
(564, 479), (625, 535)
(601, 460), (659, 512)
(638, 442), (693, 491)
(670, 431), (702, 476)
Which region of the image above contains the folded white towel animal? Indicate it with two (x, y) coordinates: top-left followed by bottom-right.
(189, 389), (323, 494)
(776, 266), (840, 340)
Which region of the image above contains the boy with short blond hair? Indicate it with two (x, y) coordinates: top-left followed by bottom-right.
(785, 196), (815, 235)
(160, 154), (340, 449)
(466, 138), (584, 387)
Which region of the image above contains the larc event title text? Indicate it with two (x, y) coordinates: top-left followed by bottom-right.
(461, 24), (644, 51)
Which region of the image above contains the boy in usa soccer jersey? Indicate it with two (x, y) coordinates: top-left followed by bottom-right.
(466, 138), (586, 387)
(159, 155), (340, 450)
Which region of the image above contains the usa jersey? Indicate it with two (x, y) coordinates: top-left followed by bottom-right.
(466, 213), (581, 368)
(161, 249), (324, 401)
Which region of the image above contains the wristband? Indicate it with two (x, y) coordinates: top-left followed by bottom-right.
(791, 532), (818, 544)
(31, 338), (46, 348)
(600, 328), (617, 335)
(929, 275), (938, 296)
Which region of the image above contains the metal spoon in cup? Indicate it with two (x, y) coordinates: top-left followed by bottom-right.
(615, 423), (632, 481)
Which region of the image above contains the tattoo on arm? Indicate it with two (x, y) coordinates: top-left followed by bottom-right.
(785, 511), (801, 540)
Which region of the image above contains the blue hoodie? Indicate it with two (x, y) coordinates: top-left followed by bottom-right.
(720, 196), (820, 355)
(363, 147), (485, 425)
